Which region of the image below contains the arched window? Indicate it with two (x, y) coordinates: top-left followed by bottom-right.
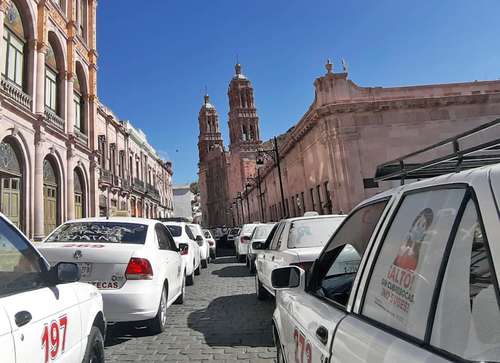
(43, 157), (59, 235)
(2, 1), (26, 89)
(74, 63), (86, 132)
(45, 41), (58, 113)
(0, 138), (23, 229)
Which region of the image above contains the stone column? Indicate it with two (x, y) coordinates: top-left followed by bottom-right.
(35, 44), (47, 115)
(34, 135), (45, 241)
(66, 72), (75, 135)
(66, 147), (75, 220)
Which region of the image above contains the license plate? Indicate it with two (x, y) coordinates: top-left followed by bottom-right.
(77, 263), (92, 279)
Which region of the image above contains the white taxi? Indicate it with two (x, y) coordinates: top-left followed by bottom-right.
(38, 217), (185, 334)
(203, 229), (217, 260)
(188, 223), (210, 268)
(271, 164), (500, 363)
(0, 213), (105, 363)
(254, 214), (345, 300)
(164, 221), (201, 285)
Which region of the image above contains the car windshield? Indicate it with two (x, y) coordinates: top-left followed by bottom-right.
(241, 225), (257, 235)
(203, 231), (212, 238)
(230, 228), (240, 235)
(166, 225), (182, 237)
(252, 224), (275, 240)
(0, 218), (45, 298)
(287, 217), (344, 249)
(46, 222), (149, 244)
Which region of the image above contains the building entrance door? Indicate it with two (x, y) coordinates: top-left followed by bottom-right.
(43, 185), (57, 234)
(1, 177), (20, 228)
(75, 193), (83, 219)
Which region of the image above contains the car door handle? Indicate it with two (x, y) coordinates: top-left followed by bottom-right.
(15, 311), (32, 327)
(316, 326), (328, 345)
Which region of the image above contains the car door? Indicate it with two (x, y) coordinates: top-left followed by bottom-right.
(260, 222), (285, 290)
(269, 222), (289, 273)
(278, 199), (390, 363)
(332, 187), (471, 362)
(0, 304), (15, 363)
(0, 217), (83, 363)
(155, 224), (182, 301)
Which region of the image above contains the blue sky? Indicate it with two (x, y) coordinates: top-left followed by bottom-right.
(97, 0), (500, 185)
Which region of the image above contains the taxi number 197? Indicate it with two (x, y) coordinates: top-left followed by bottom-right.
(294, 328), (312, 363)
(41, 315), (68, 363)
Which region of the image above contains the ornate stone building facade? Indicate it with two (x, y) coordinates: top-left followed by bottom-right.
(0, 0), (173, 241)
(242, 62), (500, 222)
(198, 64), (262, 227)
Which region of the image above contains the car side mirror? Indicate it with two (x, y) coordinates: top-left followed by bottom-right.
(52, 262), (80, 284)
(252, 241), (265, 250)
(271, 266), (304, 290)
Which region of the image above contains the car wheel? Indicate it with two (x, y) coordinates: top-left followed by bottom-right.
(201, 259), (208, 268)
(235, 252), (240, 263)
(148, 286), (167, 334)
(256, 276), (268, 301)
(186, 270), (194, 285)
(275, 332), (285, 363)
(82, 326), (105, 363)
(174, 276), (185, 305)
(249, 260), (256, 274)
(194, 264), (201, 275)
(238, 254), (245, 263)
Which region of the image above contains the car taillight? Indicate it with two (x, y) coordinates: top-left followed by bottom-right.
(180, 246), (189, 256)
(241, 236), (251, 243)
(291, 261), (313, 271)
(125, 258), (153, 280)
(208, 241), (214, 246)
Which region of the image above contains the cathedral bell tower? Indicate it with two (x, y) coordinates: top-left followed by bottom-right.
(198, 93), (224, 162)
(228, 63), (261, 151)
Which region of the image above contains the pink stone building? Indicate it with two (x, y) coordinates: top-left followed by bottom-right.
(242, 62), (500, 222)
(0, 0), (173, 240)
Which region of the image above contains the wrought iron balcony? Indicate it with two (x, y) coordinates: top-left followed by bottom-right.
(74, 127), (89, 146)
(133, 178), (145, 192)
(99, 169), (112, 185)
(1, 76), (32, 110)
(44, 108), (65, 131)
(146, 183), (161, 201)
(121, 177), (131, 191)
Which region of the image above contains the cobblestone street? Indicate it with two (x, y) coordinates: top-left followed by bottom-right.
(105, 249), (277, 362)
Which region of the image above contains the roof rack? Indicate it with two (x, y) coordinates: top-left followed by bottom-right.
(375, 118), (500, 183)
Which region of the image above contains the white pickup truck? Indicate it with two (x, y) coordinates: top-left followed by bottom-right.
(272, 163), (500, 363)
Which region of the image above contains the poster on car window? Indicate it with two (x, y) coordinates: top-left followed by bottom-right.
(363, 189), (465, 338)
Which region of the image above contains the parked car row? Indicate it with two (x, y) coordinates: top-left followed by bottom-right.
(240, 164), (500, 362)
(0, 215), (216, 363)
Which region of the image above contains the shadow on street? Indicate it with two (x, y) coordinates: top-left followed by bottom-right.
(104, 323), (155, 347)
(211, 265), (251, 278)
(187, 293), (275, 347)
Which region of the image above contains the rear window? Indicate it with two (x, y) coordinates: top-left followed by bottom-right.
(166, 225), (182, 237)
(230, 228), (240, 235)
(203, 231), (212, 238)
(46, 222), (149, 244)
(252, 224), (275, 240)
(287, 217), (344, 249)
(241, 225), (257, 235)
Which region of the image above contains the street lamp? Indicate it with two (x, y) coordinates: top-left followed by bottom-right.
(246, 169), (265, 222)
(256, 136), (287, 218)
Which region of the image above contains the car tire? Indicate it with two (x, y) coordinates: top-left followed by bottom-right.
(186, 271), (194, 286)
(174, 276), (185, 305)
(82, 326), (105, 363)
(201, 259), (208, 268)
(194, 264), (201, 275)
(235, 252), (240, 263)
(256, 276), (268, 301)
(148, 286), (167, 334)
(275, 332), (285, 363)
(238, 254), (245, 263)
(249, 260), (256, 274)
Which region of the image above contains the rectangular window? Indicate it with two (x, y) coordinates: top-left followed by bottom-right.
(291, 196), (296, 217)
(316, 185), (323, 214)
(45, 68), (57, 111)
(362, 188), (466, 340)
(74, 92), (82, 130)
(310, 188), (315, 212)
(324, 182), (332, 214)
(430, 199), (500, 362)
(1, 35), (7, 77)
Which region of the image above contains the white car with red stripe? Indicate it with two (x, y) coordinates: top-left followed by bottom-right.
(38, 217), (185, 334)
(164, 221), (201, 285)
(0, 213), (105, 363)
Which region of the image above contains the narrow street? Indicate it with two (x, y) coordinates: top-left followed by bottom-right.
(105, 249), (277, 362)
